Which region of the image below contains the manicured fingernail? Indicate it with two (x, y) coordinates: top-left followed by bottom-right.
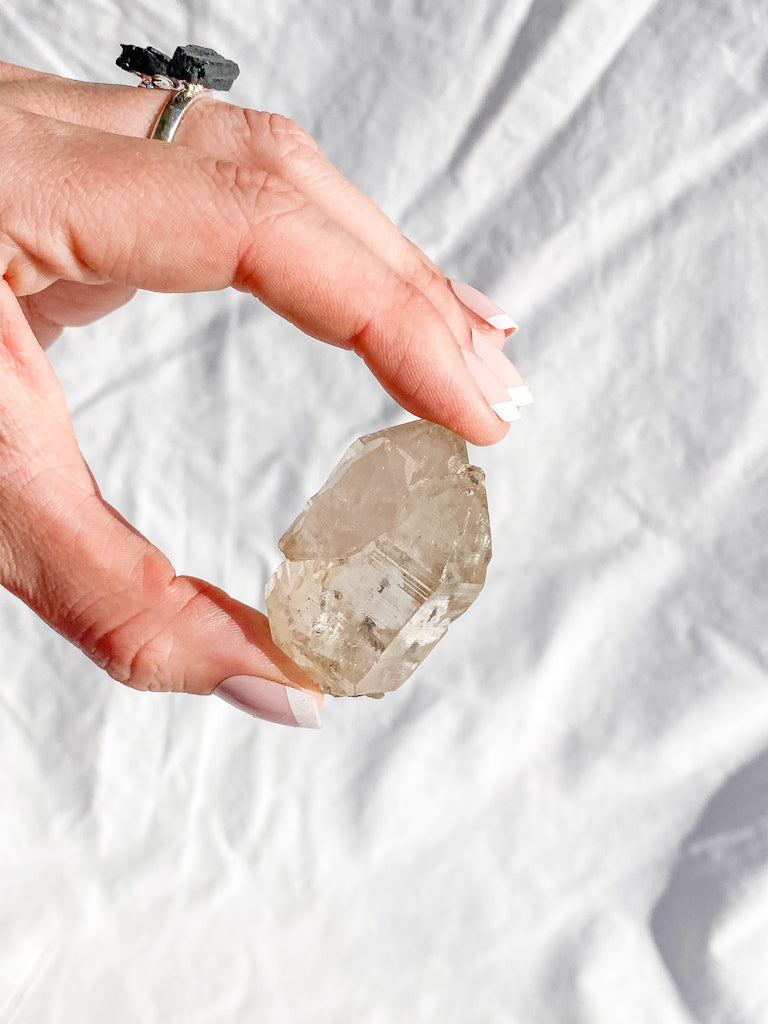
(461, 348), (521, 421)
(508, 384), (534, 406)
(215, 675), (322, 729)
(450, 279), (518, 331)
(471, 331), (534, 407)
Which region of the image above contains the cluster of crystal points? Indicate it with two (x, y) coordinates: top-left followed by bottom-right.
(116, 44), (240, 90)
(266, 420), (491, 698)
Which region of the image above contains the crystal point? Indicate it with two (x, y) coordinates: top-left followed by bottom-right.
(266, 420), (491, 697)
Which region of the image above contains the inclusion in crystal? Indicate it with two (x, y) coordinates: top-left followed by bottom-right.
(265, 419), (491, 697)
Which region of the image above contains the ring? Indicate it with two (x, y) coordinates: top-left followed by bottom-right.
(148, 84), (208, 143)
(116, 44), (240, 143)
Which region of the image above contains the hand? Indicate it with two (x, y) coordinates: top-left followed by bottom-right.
(0, 59), (526, 726)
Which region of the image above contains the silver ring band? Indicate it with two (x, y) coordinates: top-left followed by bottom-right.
(150, 83), (208, 143)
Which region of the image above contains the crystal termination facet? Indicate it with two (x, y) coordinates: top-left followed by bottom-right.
(265, 420), (491, 698)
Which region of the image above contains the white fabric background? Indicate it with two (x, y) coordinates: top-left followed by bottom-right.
(1, 1), (767, 1021)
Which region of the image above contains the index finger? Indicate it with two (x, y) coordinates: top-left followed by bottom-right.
(0, 105), (509, 444)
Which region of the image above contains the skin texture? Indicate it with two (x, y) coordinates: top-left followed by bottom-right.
(0, 60), (512, 703)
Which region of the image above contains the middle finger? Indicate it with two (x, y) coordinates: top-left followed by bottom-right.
(2, 72), (488, 349)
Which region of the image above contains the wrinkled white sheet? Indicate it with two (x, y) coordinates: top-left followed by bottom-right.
(2, 1), (767, 1021)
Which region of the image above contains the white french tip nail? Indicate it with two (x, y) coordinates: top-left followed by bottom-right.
(286, 687), (323, 729)
(487, 314), (518, 331)
(491, 400), (522, 422)
(215, 675), (322, 729)
(508, 384), (534, 406)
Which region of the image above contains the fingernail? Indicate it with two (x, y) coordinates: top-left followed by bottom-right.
(461, 348), (521, 422)
(508, 384), (534, 406)
(450, 279), (518, 332)
(471, 331), (534, 407)
(215, 675), (322, 729)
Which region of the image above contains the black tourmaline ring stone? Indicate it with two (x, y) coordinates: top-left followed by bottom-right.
(116, 44), (240, 91)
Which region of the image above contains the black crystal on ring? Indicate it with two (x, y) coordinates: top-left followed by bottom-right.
(116, 44), (240, 91)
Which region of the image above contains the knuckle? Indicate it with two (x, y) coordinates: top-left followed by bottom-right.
(206, 155), (303, 220)
(264, 111), (319, 155)
(387, 274), (431, 318)
(225, 105), (320, 160)
(205, 153), (262, 195)
(76, 550), (179, 693)
(100, 625), (175, 692)
(399, 245), (446, 296)
(95, 583), (222, 694)
(351, 275), (423, 357)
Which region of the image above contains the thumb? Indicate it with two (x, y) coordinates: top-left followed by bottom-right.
(0, 279), (322, 728)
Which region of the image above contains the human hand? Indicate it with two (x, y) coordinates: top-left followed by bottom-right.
(0, 59), (528, 726)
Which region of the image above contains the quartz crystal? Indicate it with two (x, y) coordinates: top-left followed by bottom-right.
(265, 419), (491, 697)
